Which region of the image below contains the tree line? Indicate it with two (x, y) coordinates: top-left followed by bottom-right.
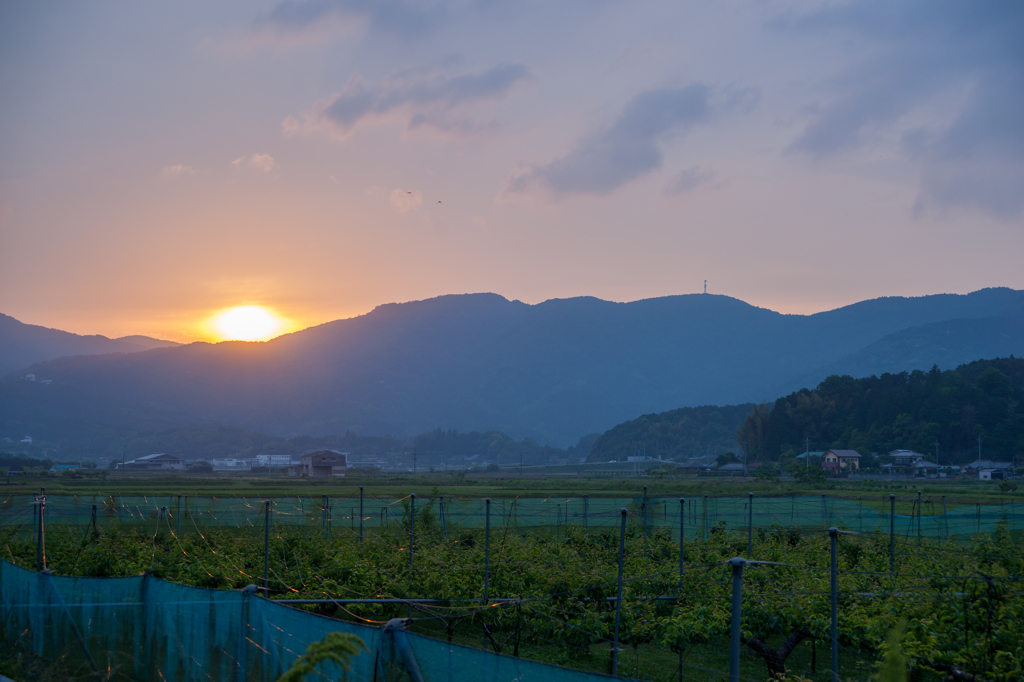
(740, 357), (1023, 464)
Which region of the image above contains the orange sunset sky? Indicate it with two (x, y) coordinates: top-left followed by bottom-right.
(2, 2), (1022, 343)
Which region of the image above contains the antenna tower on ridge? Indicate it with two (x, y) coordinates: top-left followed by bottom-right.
(703, 280), (707, 294)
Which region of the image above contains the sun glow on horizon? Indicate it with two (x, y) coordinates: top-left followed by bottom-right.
(209, 306), (286, 342)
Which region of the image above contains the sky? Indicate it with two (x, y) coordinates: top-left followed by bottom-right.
(1, 0), (1022, 342)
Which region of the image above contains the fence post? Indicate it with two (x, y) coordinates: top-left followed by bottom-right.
(263, 500), (271, 590)
(921, 489), (929, 548)
(359, 486), (364, 543)
(91, 504), (97, 533)
(612, 508), (627, 677)
(409, 493), (416, 618)
(829, 527), (838, 682)
(728, 557), (747, 682)
(703, 495), (708, 538)
(584, 494), (588, 530)
(642, 485), (648, 541)
(484, 498), (491, 602)
(942, 495), (948, 538)
(747, 492), (754, 557)
(678, 498), (685, 591)
(889, 494), (895, 575)
(36, 498), (45, 571)
(441, 496), (448, 540)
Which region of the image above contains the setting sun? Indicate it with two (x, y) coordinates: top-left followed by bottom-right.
(210, 306), (285, 342)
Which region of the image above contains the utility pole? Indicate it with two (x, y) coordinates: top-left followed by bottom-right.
(519, 451), (523, 477)
(743, 440), (748, 477)
(806, 437), (809, 472)
(977, 435), (982, 461)
(934, 441), (940, 470)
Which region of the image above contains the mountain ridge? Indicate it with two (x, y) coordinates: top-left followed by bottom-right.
(3, 287), (1023, 446)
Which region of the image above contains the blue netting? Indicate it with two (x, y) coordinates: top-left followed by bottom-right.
(0, 558), (617, 681)
(3, 493), (1021, 538)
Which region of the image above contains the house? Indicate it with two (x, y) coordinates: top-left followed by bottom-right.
(6, 466), (23, 475)
(796, 451), (825, 461)
(822, 449), (862, 473)
(118, 454), (185, 471)
(50, 464), (80, 473)
(964, 460), (1013, 479)
(888, 450), (926, 466)
(711, 462), (747, 476)
(20, 436), (32, 444)
(293, 450), (348, 478)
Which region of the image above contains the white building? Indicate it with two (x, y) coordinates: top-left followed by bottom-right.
(118, 454), (185, 471)
(256, 454), (292, 468)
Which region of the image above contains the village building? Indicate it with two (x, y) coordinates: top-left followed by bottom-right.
(292, 450), (348, 478)
(822, 449), (862, 473)
(118, 454), (185, 471)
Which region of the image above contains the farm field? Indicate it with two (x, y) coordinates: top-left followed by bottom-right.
(2, 484), (1022, 681)
(3, 469), (1019, 503)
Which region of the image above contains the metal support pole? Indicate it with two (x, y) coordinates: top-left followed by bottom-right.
(583, 494), (588, 530)
(484, 498), (491, 602)
(747, 492), (754, 557)
(36, 498), (45, 572)
(889, 495), (895, 575)
(642, 485), (648, 541)
(612, 509), (627, 678)
(678, 498), (685, 591)
(263, 500), (270, 590)
(703, 495), (708, 537)
(441, 497), (447, 540)
(408, 493), (416, 617)
(728, 557), (746, 682)
(917, 490), (922, 546)
(176, 494), (182, 535)
(942, 495), (948, 538)
(359, 486), (364, 542)
(829, 527), (839, 682)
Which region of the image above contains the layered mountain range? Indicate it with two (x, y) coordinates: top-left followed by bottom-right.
(2, 288), (1023, 446)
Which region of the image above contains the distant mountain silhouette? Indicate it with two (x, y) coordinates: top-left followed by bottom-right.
(0, 313), (179, 376)
(2, 288), (1022, 446)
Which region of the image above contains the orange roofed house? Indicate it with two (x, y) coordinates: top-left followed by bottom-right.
(822, 449), (861, 474)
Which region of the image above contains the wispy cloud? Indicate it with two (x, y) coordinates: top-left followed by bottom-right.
(161, 164), (201, 176)
(662, 166), (715, 196)
(505, 84), (754, 199)
(284, 64), (532, 140)
(253, 0), (481, 41)
(232, 154), (276, 172)
(779, 0), (1024, 217)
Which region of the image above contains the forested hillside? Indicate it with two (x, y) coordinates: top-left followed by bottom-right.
(743, 357), (1024, 463)
(587, 404), (755, 462)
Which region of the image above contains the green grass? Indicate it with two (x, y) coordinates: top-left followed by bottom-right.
(6, 469), (1018, 503)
